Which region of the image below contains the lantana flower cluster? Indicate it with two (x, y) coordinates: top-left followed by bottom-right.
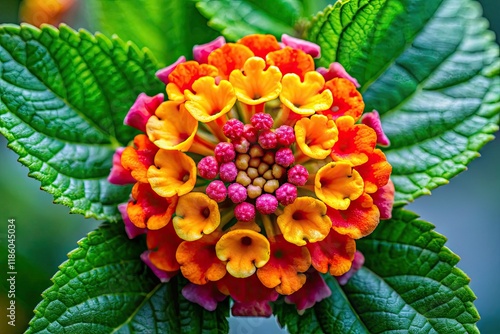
(109, 34), (395, 316)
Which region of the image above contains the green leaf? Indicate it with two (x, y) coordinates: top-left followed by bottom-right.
(275, 208), (479, 333)
(85, 0), (220, 65)
(27, 223), (229, 333)
(308, 0), (500, 204)
(0, 24), (163, 221)
(195, 0), (303, 41)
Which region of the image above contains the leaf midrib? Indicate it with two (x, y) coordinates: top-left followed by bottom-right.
(324, 276), (370, 333)
(110, 283), (163, 333)
(347, 267), (458, 334)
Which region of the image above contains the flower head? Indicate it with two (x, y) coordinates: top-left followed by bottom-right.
(112, 33), (393, 316)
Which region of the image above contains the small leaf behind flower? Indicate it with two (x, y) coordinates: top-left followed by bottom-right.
(275, 208), (479, 333)
(85, 0), (220, 65)
(195, 0), (303, 41)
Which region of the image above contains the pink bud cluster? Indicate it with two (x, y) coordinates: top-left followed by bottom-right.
(197, 113), (309, 222)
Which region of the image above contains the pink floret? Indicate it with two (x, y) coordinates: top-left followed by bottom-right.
(119, 202), (146, 239)
(281, 34), (321, 58)
(275, 183), (297, 206)
(361, 110), (390, 147)
(256, 194), (278, 215)
(317, 62), (360, 88)
(258, 130), (277, 149)
(206, 180), (227, 202)
(193, 36), (226, 64)
(287, 165), (308, 186)
(198, 156), (219, 179)
(336, 251), (365, 285)
(182, 283), (226, 312)
(214, 142), (236, 163)
(233, 137), (250, 154)
(223, 118), (244, 140)
(219, 162), (238, 182)
(234, 202), (256, 222)
(275, 147), (295, 167)
(275, 125), (295, 146)
(124, 93), (164, 132)
(242, 124), (258, 143)
(108, 147), (136, 185)
(140, 251), (176, 283)
(155, 56), (186, 85)
(285, 271), (331, 314)
(228, 183), (247, 203)
(251, 113), (274, 131)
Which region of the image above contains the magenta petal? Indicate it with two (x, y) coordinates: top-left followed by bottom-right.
(372, 179), (395, 220)
(108, 148), (136, 185)
(336, 251), (365, 285)
(182, 283), (226, 311)
(155, 56), (186, 84)
(281, 34), (321, 58)
(124, 92), (164, 132)
(284, 271), (331, 314)
(140, 251), (177, 283)
(118, 203), (146, 239)
(232, 300), (274, 317)
(317, 62), (360, 88)
(193, 36), (226, 64)
(361, 110), (391, 146)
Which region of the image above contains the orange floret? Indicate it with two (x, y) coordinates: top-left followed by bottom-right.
(208, 43), (254, 79)
(238, 34), (281, 59)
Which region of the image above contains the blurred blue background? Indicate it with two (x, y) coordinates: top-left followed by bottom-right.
(0, 0), (498, 333)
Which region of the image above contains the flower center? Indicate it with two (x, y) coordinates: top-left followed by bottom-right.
(241, 236), (252, 246)
(199, 113), (309, 222)
(201, 207), (210, 218)
(292, 210), (306, 221)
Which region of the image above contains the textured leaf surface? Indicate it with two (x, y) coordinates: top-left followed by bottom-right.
(0, 24), (163, 221)
(195, 0), (303, 41)
(27, 223), (229, 333)
(86, 0), (220, 65)
(275, 208), (479, 333)
(308, 0), (500, 204)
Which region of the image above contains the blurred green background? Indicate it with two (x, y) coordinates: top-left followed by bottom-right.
(0, 0), (499, 333)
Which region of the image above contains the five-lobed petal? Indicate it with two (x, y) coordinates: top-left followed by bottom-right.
(166, 61), (219, 101)
(176, 232), (227, 284)
(173, 192), (221, 241)
(208, 43), (254, 80)
(127, 183), (178, 230)
(145, 222), (183, 272)
(185, 76), (237, 123)
(216, 229), (271, 278)
(121, 134), (159, 183)
(257, 235), (311, 295)
(147, 150), (197, 197)
(322, 78), (364, 121)
(306, 229), (356, 276)
(146, 101), (198, 151)
(328, 193), (380, 239)
(330, 116), (377, 166)
(315, 161), (364, 210)
(277, 197), (332, 246)
(280, 71), (333, 116)
(295, 114), (339, 159)
(229, 57), (282, 105)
